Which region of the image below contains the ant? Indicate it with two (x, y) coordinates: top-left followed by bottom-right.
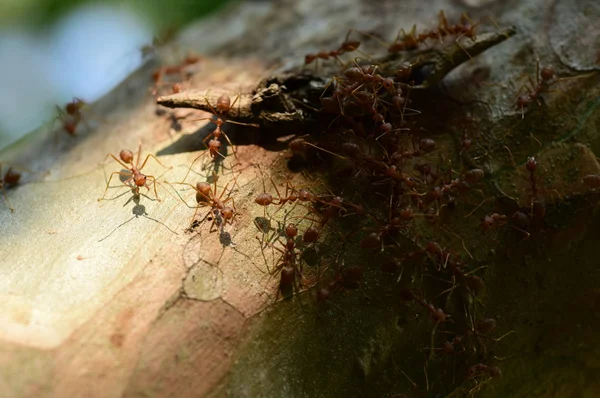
(180, 92), (258, 183)
(171, 175), (238, 232)
(513, 59), (593, 118)
(151, 53), (202, 95)
(255, 175), (319, 218)
(55, 98), (87, 136)
(98, 144), (171, 202)
(0, 164), (22, 212)
(514, 60), (558, 117)
(304, 29), (367, 69)
(257, 222), (305, 299)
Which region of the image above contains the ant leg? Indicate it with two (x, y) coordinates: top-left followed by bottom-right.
(135, 144), (143, 168)
(220, 131), (239, 160)
(138, 153), (172, 172)
(229, 92), (241, 116)
(101, 153), (131, 170)
(225, 119), (260, 128)
(203, 90), (220, 115)
(166, 181), (204, 207)
(0, 185), (14, 212)
(179, 152), (209, 184)
(145, 175), (161, 201)
(188, 205), (203, 228)
(98, 171), (133, 201)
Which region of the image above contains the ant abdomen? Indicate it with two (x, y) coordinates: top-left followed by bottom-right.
(216, 94), (231, 113)
(255, 193), (274, 206)
(303, 226), (320, 243)
(120, 149), (134, 164)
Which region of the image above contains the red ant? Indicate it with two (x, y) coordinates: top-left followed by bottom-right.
(257, 222), (306, 299)
(514, 60), (557, 118)
(304, 29), (367, 68)
(0, 164), (22, 212)
(171, 175), (238, 232)
(98, 145), (171, 201)
(180, 92), (258, 183)
(151, 53), (202, 95)
(55, 97), (87, 136)
(513, 59), (592, 118)
(481, 213), (507, 232)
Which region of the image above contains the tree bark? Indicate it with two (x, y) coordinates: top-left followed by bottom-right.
(1, 0), (600, 397)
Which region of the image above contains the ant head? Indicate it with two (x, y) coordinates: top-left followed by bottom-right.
(134, 173), (146, 187)
(209, 139), (221, 150)
(286, 238), (295, 251)
(396, 62), (413, 81)
(342, 40), (360, 52)
(305, 54), (317, 65)
(4, 169), (21, 185)
(184, 54), (201, 65)
(66, 102), (78, 115)
(285, 224), (298, 238)
(120, 149), (134, 164)
(221, 206), (234, 220)
(526, 157), (537, 172)
(382, 77), (395, 91)
(400, 207), (413, 220)
(517, 94), (532, 108)
(298, 189), (313, 201)
(172, 83), (183, 94)
(216, 94), (231, 113)
(432, 308), (447, 322)
(541, 66), (554, 81)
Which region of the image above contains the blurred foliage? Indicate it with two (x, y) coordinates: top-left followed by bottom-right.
(0, 0), (233, 33)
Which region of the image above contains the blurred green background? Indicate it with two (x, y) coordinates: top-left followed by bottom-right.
(0, 0), (233, 150)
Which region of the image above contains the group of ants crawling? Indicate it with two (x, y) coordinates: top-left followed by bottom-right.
(2, 10), (599, 395)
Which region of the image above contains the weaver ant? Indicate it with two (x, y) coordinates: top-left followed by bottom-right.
(54, 97), (88, 136)
(257, 222), (306, 299)
(170, 174), (238, 232)
(98, 145), (171, 202)
(513, 59), (593, 118)
(0, 164), (22, 212)
(304, 29), (370, 69)
(180, 92), (258, 183)
(151, 53), (202, 95)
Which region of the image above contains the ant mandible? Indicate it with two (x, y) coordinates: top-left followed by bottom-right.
(98, 144), (171, 201)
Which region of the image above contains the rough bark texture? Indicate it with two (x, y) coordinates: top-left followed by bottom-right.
(1, 0), (600, 397)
